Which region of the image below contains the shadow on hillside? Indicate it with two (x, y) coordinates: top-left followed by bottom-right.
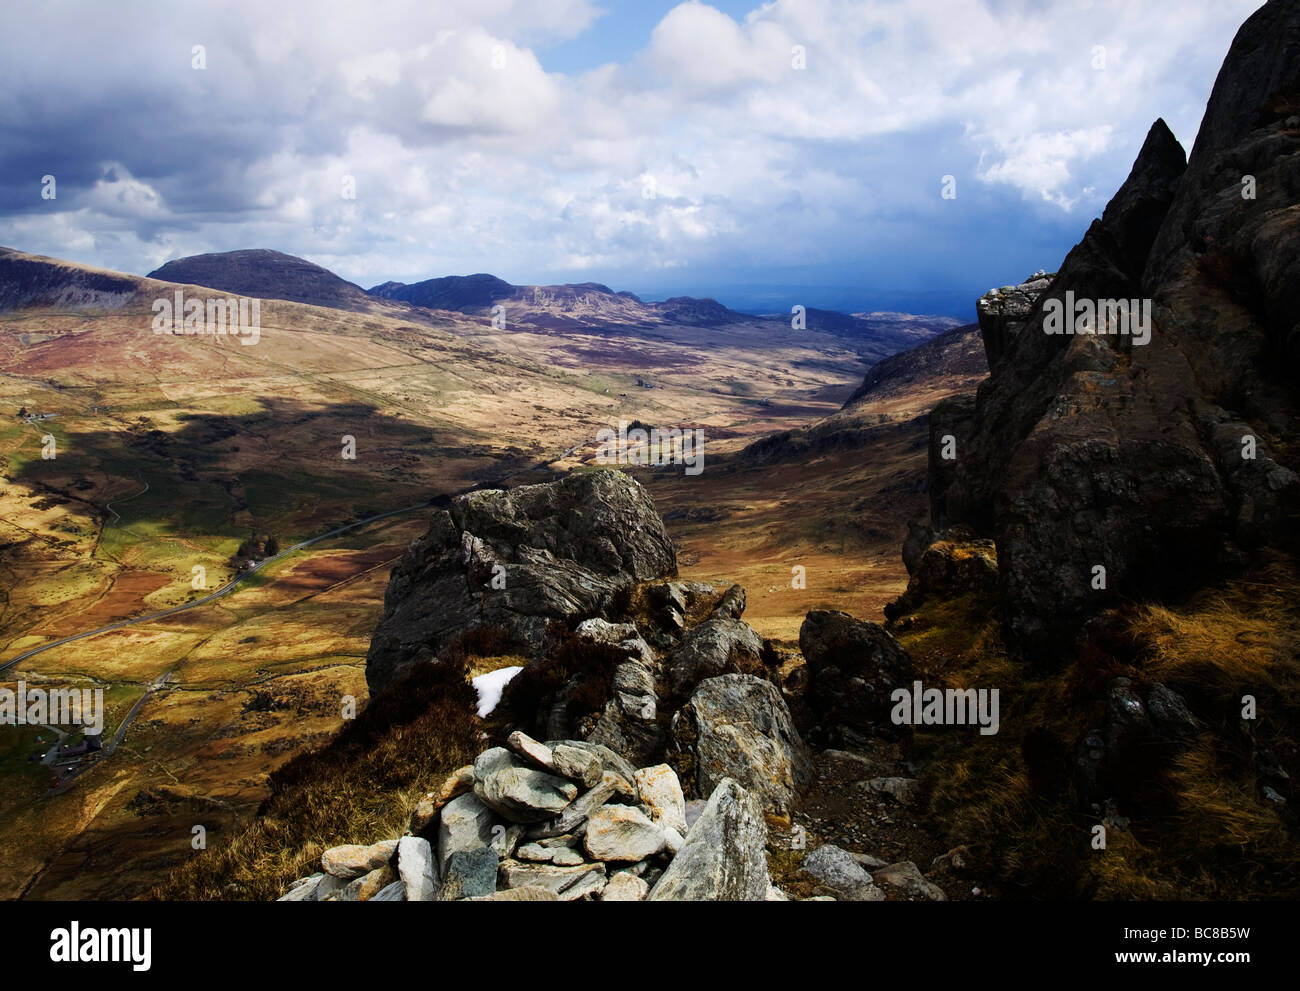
(8, 396), (540, 539)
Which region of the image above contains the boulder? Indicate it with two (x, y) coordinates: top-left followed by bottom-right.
(873, 861), (948, 901)
(551, 744), (603, 789)
(365, 471), (677, 695)
(648, 778), (768, 901)
(438, 847), (500, 901)
(799, 610), (914, 733)
(667, 615), (764, 697)
(499, 860), (607, 898)
(600, 873), (650, 901)
(338, 864), (397, 901)
(668, 674), (811, 814)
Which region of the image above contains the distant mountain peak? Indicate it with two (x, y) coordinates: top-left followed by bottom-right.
(146, 249), (372, 310)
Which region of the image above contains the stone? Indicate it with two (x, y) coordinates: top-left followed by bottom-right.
(366, 471), (678, 695)
(584, 805), (667, 862)
(370, 880), (406, 902)
(499, 860), (607, 897)
(799, 844), (883, 901)
(600, 872), (650, 901)
(660, 825), (684, 856)
(439, 847), (499, 901)
(668, 674), (811, 814)
(648, 778), (768, 901)
(437, 792), (497, 874)
(320, 839), (399, 879)
(799, 610), (914, 733)
(466, 886), (559, 902)
(473, 747), (578, 823)
(525, 771), (622, 840)
(339, 864), (397, 901)
(277, 873), (333, 902)
(765, 884), (789, 901)
(667, 615), (764, 697)
(863, 777), (922, 804)
(397, 836), (439, 902)
(873, 861), (947, 901)
(544, 741), (639, 799)
(633, 764), (688, 835)
(551, 847), (584, 867)
(507, 730), (555, 771)
(560, 871), (608, 900)
(551, 744), (603, 789)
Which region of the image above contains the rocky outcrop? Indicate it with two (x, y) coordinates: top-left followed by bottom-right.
(916, 0), (1300, 661)
(885, 533), (998, 619)
(365, 470), (677, 695)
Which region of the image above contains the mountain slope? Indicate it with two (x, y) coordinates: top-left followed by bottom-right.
(147, 249), (377, 312)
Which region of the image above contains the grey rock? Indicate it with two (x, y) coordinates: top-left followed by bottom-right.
(551, 744), (603, 788)
(473, 747), (579, 823)
(800, 844), (883, 901)
(584, 804), (667, 862)
(370, 880), (406, 902)
(799, 610), (914, 732)
(668, 615), (764, 697)
(499, 859), (607, 897)
(397, 836), (439, 902)
(863, 777), (922, 804)
(437, 792), (498, 874)
(648, 778), (768, 901)
(366, 471), (677, 695)
(873, 860), (947, 901)
(439, 847), (500, 901)
(668, 674), (811, 814)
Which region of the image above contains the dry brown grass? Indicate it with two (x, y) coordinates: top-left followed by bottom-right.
(152, 659), (480, 901)
(902, 552), (1300, 900)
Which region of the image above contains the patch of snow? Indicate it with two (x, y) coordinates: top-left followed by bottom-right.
(472, 666), (523, 718)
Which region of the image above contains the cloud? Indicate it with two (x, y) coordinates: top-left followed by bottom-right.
(0, 0), (1267, 297)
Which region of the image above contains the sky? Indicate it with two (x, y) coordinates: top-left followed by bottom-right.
(0, 0), (1265, 316)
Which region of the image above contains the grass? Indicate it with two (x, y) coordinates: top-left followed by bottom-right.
(152, 658), (481, 901)
(902, 550), (1300, 900)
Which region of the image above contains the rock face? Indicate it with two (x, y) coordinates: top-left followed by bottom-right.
(365, 470), (677, 695)
(799, 611), (914, 734)
(667, 674), (811, 814)
(919, 1), (1300, 661)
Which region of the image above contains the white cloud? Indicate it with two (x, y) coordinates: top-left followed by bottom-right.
(0, 0), (1268, 289)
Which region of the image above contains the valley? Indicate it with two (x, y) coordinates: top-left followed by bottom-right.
(0, 246), (960, 899)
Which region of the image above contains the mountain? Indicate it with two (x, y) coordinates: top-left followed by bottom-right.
(0, 247), (143, 312)
(147, 248), (377, 311)
(924, 0), (1300, 661)
(368, 273), (515, 311)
